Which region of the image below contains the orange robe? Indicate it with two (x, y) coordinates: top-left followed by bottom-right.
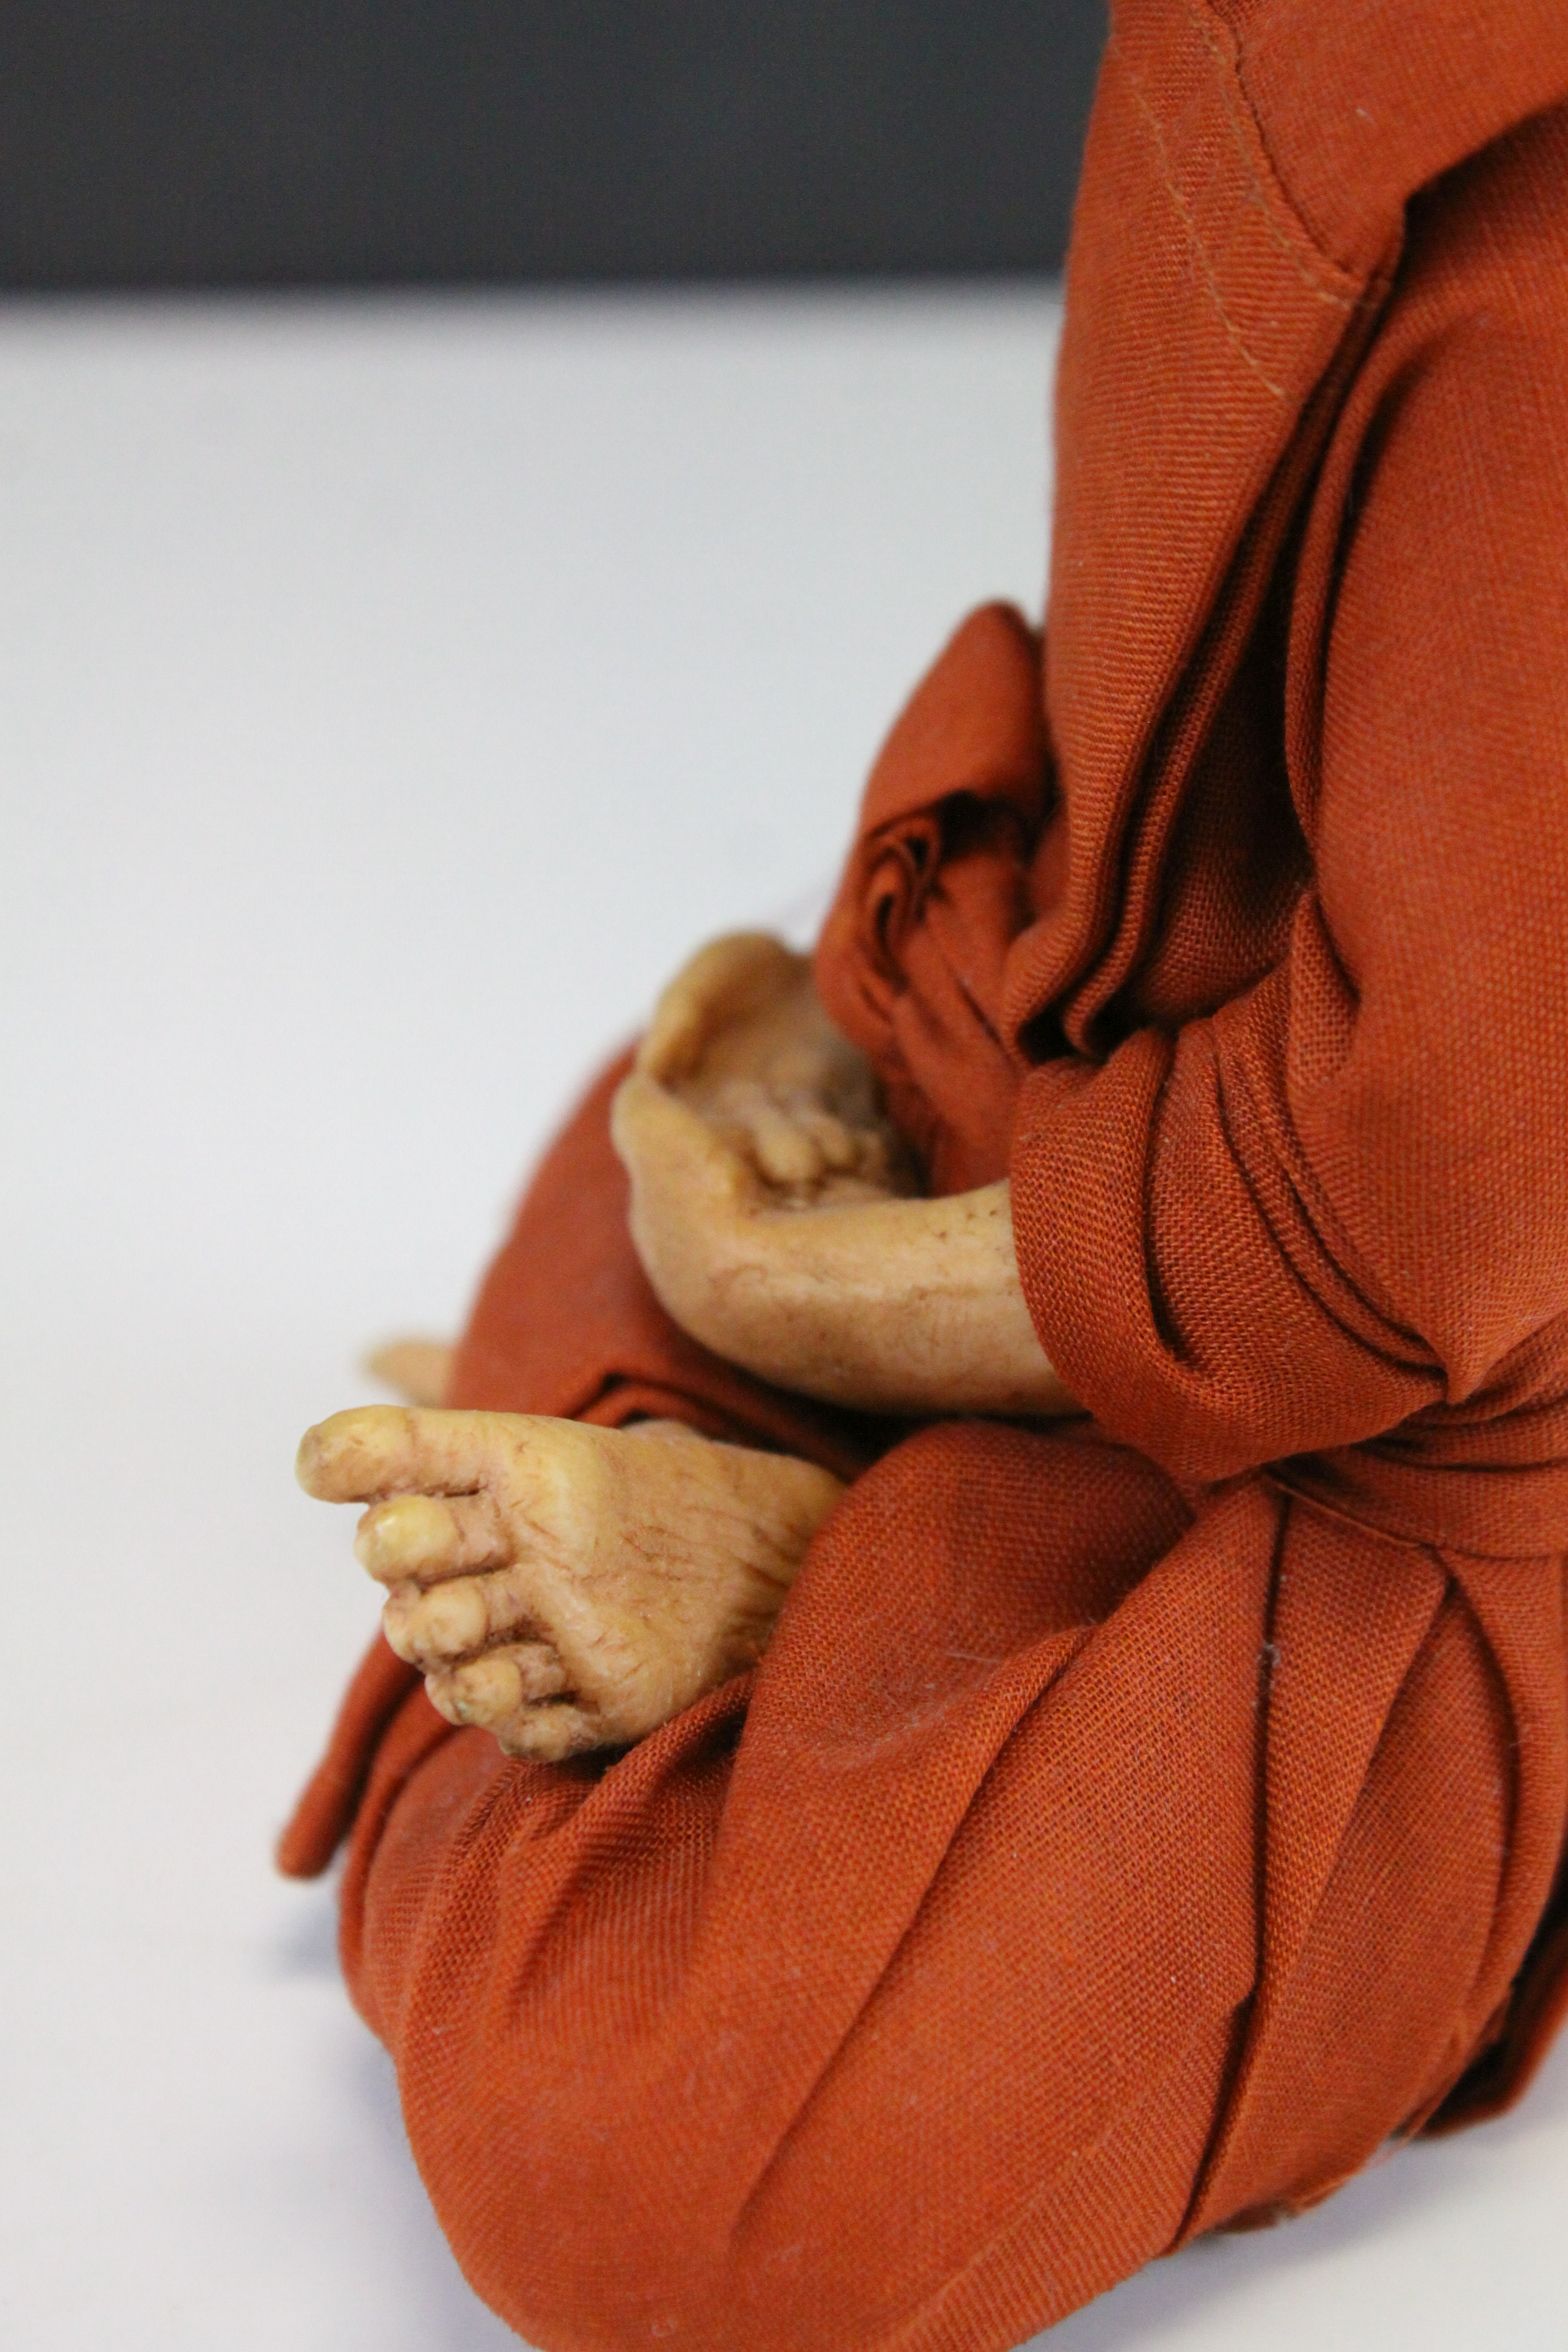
(283, 7), (1568, 2344)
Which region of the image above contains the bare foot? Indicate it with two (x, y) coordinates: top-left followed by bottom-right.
(296, 1405), (843, 1757)
(364, 1337), (454, 1407)
(634, 932), (913, 1208)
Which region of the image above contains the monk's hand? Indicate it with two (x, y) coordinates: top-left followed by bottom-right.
(297, 1406), (844, 1757)
(632, 931), (912, 1207)
(612, 1068), (1079, 1421)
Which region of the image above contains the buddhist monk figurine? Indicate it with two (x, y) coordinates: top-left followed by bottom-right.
(283, 6), (1568, 2345)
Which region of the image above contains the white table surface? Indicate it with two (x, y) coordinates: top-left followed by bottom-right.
(3, 286), (1563, 2351)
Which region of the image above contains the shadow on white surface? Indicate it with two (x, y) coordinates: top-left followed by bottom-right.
(1044, 2029), (1568, 2349)
(4, 285), (1564, 2351)
(250, 1866), (528, 2347)
(276, 1937), (1568, 2352)
(266, 1881), (344, 1982)
(345, 2035), (531, 2351)
(275, 1857), (1568, 2352)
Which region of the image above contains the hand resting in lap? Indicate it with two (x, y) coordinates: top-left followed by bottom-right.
(298, 933), (1075, 1758)
(630, 930), (914, 1206)
(612, 932), (1077, 1419)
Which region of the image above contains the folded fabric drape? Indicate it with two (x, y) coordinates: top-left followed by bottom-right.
(284, 7), (1568, 2342)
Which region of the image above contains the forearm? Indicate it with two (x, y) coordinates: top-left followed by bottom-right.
(641, 1177), (1079, 1419)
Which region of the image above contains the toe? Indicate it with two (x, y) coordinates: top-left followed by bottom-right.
(296, 1404), (493, 1502)
(427, 1642), (570, 1729)
(495, 1701), (604, 1762)
(363, 1337), (455, 1407)
(382, 1563), (539, 1668)
(355, 1491), (509, 1583)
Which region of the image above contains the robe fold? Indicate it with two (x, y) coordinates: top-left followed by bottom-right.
(283, 6), (1568, 2343)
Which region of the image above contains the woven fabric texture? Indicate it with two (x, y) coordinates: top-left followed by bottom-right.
(283, 7), (1568, 2344)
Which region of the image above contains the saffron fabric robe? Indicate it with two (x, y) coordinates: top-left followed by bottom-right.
(283, 6), (1568, 2343)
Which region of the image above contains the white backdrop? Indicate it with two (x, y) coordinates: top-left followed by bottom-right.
(3, 287), (1563, 2350)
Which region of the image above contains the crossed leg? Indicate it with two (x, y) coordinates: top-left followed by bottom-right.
(299, 937), (888, 1762)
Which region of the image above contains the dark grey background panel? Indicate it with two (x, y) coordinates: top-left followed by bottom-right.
(0, 3), (1105, 290)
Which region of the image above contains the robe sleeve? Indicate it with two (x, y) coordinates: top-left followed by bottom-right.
(1011, 312), (1568, 1484)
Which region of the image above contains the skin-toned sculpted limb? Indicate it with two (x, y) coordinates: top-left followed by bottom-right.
(296, 1406), (844, 1755)
(626, 930), (915, 1207)
(363, 1337), (455, 1408)
(283, 46), (1568, 2342)
(299, 932), (1076, 1755)
(613, 932), (1080, 1419)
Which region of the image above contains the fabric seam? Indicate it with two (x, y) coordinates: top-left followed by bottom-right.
(1181, 0), (1369, 300)
(1102, 34), (1291, 403)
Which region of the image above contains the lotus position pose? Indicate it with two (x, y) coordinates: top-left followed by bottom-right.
(300, 935), (1078, 1761)
(285, 9), (1568, 2347)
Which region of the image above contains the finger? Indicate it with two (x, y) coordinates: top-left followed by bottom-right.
(637, 932), (797, 1081)
(355, 1491), (509, 1584)
(852, 1125), (900, 1187)
(747, 1104), (825, 1188)
(296, 1405), (501, 1503)
(381, 1561), (541, 1668)
(425, 1643), (570, 1729)
(495, 1702), (605, 1763)
(704, 1076), (772, 1122)
(794, 1107), (859, 1173)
